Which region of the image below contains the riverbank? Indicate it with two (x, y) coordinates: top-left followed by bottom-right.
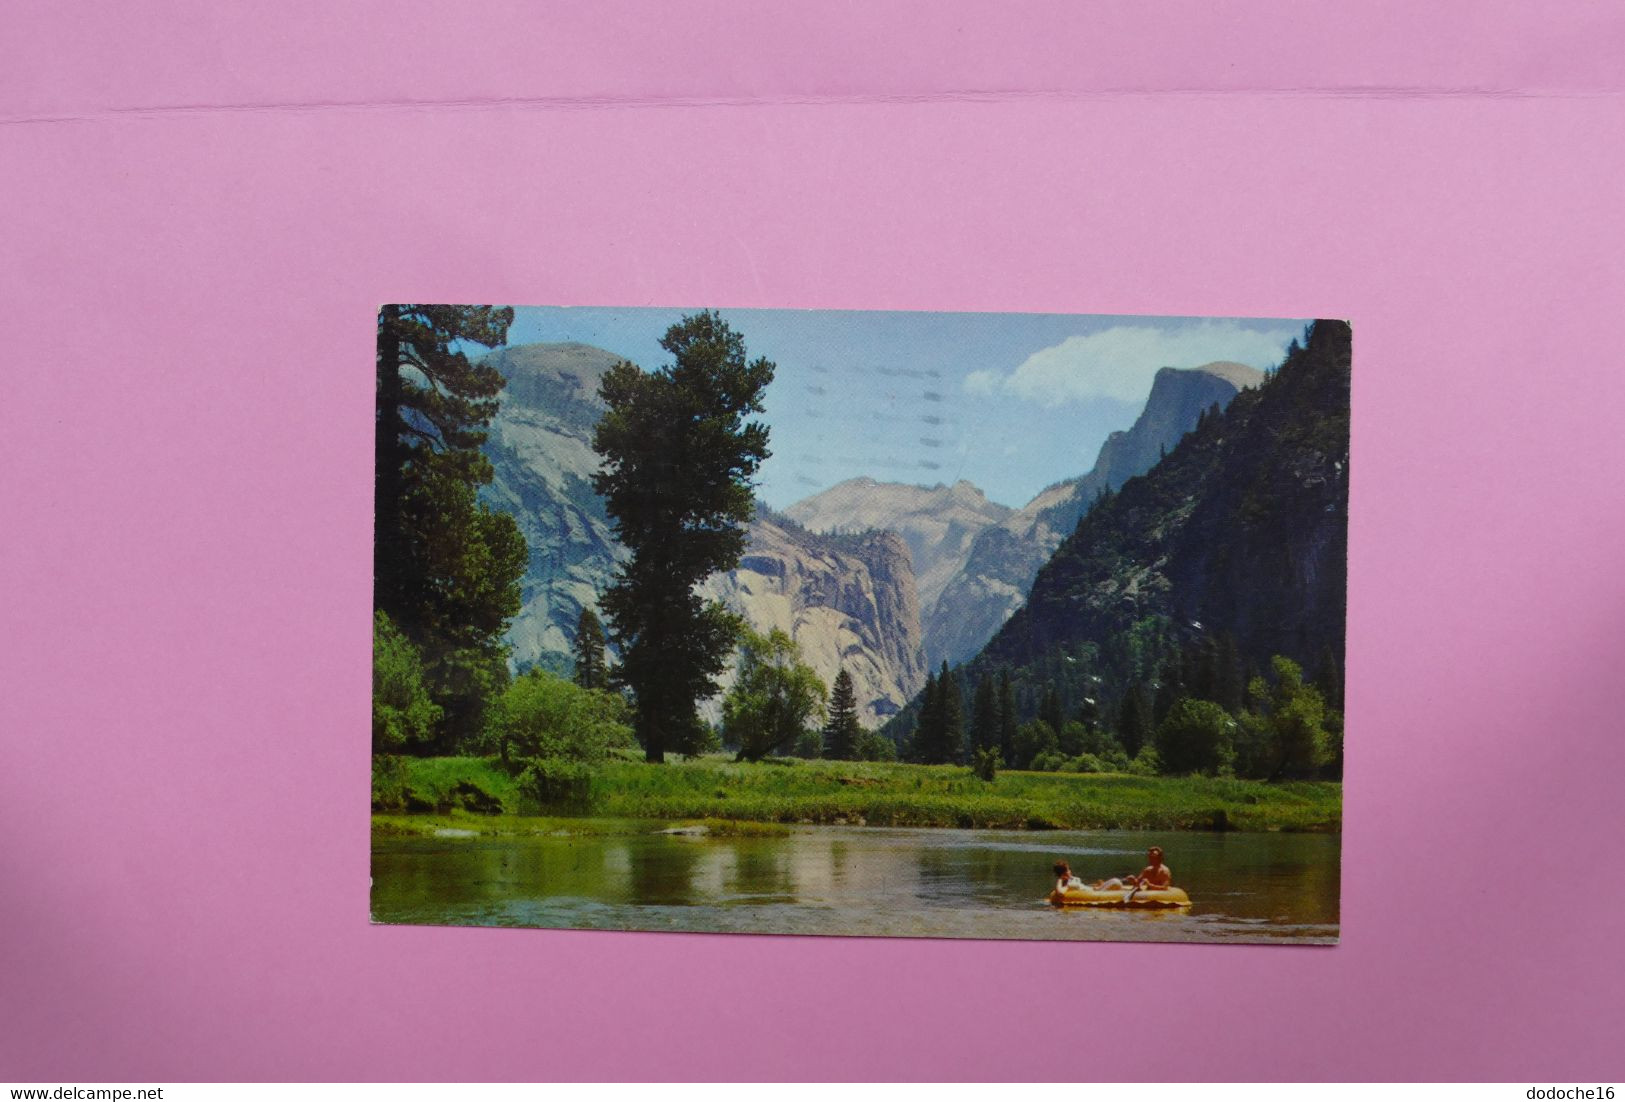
(374, 754), (1341, 833)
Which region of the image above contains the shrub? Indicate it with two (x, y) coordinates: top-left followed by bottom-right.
(488, 667), (631, 766)
(1030, 749), (1067, 772)
(1231, 709), (1275, 779)
(372, 612), (441, 751)
(1067, 753), (1106, 774)
(971, 747), (1000, 782)
(857, 731), (899, 762)
(1058, 721), (1089, 757)
(516, 758), (596, 810)
(1011, 720), (1058, 770)
(1154, 698), (1235, 775)
(371, 753), (409, 810)
(1127, 746), (1162, 776)
(1082, 726), (1125, 758)
(451, 780), (504, 814)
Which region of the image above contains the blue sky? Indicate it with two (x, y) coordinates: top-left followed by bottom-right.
(502, 306), (1310, 510)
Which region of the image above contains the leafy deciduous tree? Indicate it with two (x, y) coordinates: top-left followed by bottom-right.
(722, 628), (828, 762)
(1154, 697), (1235, 775)
(489, 666), (632, 766)
(372, 611), (441, 752)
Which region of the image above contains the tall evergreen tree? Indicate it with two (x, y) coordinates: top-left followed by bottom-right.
(572, 607), (608, 691)
(911, 669), (941, 763)
(1153, 653), (1186, 726)
(938, 663), (966, 765)
(1215, 632), (1245, 714)
(971, 674), (999, 755)
(592, 312), (774, 762)
(1039, 685), (1065, 737)
(823, 667), (862, 761)
(1117, 684), (1154, 756)
(997, 670), (1018, 765)
(374, 304), (526, 749)
(1316, 645), (1344, 712)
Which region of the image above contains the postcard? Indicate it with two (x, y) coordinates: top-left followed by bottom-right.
(371, 305), (1348, 944)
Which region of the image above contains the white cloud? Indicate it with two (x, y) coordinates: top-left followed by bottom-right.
(975, 321), (1297, 407)
(963, 369), (1001, 396)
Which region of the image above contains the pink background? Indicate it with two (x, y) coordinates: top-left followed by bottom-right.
(4, 1), (1624, 1083)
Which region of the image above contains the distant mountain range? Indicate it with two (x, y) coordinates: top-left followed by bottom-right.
(481, 343), (625, 668)
(943, 321), (1350, 733)
(926, 362), (1260, 666)
(782, 478), (1010, 627)
(700, 509), (927, 727)
(479, 341), (1277, 733)
(481, 343), (928, 726)
(788, 363), (1260, 667)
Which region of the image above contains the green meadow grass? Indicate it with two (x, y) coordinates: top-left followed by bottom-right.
(376, 754), (1340, 833)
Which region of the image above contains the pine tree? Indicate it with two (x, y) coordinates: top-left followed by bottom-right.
(592, 312), (774, 762)
(971, 675), (999, 755)
(1153, 652), (1186, 726)
(823, 668), (862, 760)
(375, 304), (526, 750)
(572, 607), (608, 691)
(1216, 633), (1245, 714)
(997, 670), (1018, 765)
(938, 663), (965, 765)
(1039, 686), (1065, 737)
(911, 670), (940, 763)
(1117, 684), (1154, 756)
(913, 663), (967, 765)
(1316, 645), (1344, 711)
(1189, 638), (1218, 705)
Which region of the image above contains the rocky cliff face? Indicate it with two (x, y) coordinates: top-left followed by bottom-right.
(481, 343), (927, 726)
(482, 343), (627, 672)
(782, 478), (1011, 615)
(969, 324), (1349, 705)
(701, 513), (927, 728)
(925, 362), (1261, 666)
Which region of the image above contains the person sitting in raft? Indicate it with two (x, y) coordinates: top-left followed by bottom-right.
(1052, 860), (1085, 893)
(1135, 846), (1173, 890)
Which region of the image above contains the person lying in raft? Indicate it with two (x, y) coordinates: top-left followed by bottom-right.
(1054, 860), (1138, 893)
(1052, 860), (1085, 893)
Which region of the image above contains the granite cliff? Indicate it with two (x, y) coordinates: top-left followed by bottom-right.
(960, 323), (1349, 722)
(701, 511), (927, 727)
(481, 343), (626, 672)
(925, 362), (1262, 666)
(782, 478), (1011, 616)
(481, 343), (927, 726)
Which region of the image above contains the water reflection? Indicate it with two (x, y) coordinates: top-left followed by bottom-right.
(371, 826), (1340, 944)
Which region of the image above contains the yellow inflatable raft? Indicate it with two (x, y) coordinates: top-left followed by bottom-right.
(1049, 886), (1192, 908)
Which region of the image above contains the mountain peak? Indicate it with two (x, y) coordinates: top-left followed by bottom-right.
(1186, 360), (1265, 389)
(485, 342), (628, 412)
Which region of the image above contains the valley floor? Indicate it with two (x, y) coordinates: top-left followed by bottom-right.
(373, 753), (1341, 834)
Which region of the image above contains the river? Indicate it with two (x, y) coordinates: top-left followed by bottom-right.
(371, 825), (1340, 944)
